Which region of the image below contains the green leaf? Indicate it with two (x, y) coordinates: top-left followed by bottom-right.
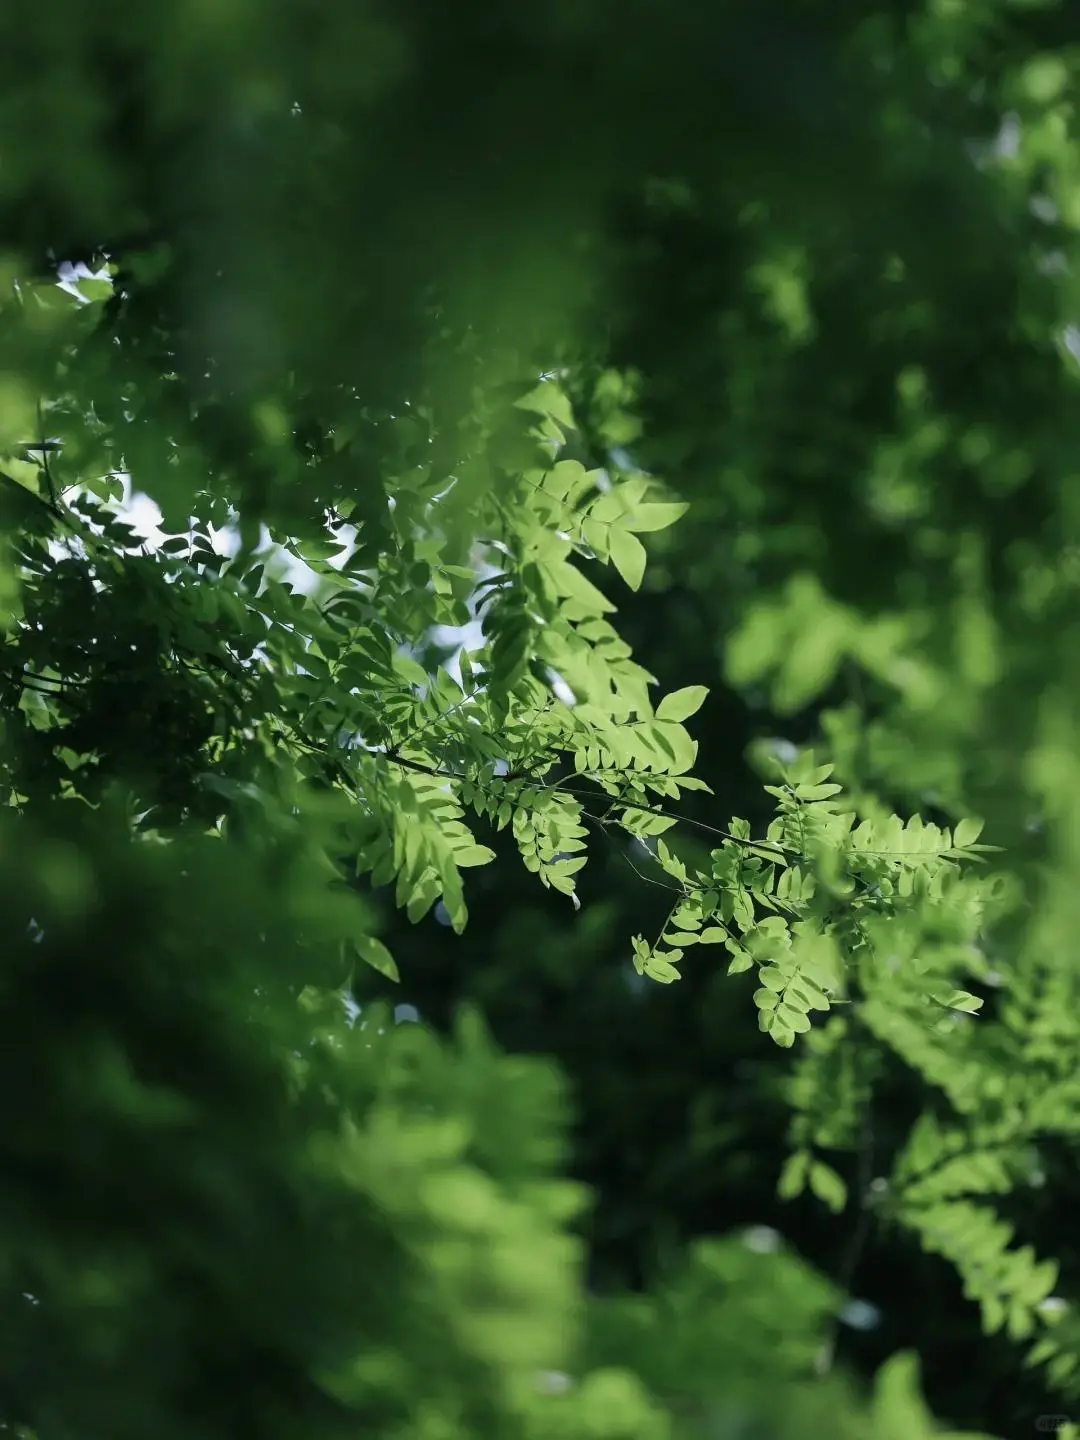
(607, 527), (647, 590)
(515, 379), (575, 429)
(932, 989), (984, 1015)
(762, 1016), (796, 1047)
(545, 558), (616, 615)
(777, 1005), (811, 1033)
(808, 1160), (847, 1213)
(871, 1353), (937, 1440)
(793, 783), (842, 801)
(392, 653), (429, 686)
(953, 816), (985, 848)
(354, 934), (400, 982)
(542, 459), (588, 500)
(626, 500), (690, 533)
(581, 517), (610, 561)
(778, 1150), (810, 1201)
(644, 955), (682, 983)
(455, 844), (497, 867)
(655, 685), (709, 723)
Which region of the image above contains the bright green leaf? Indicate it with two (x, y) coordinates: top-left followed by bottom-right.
(655, 685), (709, 723)
(354, 934), (400, 983)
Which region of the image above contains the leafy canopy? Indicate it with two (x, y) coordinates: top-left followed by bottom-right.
(6, 1), (1080, 1437)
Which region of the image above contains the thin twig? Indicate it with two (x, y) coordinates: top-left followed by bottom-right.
(36, 405), (57, 506)
(817, 1092), (877, 1376)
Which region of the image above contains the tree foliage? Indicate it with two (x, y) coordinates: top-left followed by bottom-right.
(3, 1), (1080, 1437)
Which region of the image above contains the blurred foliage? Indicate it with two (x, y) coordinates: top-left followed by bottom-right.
(4, 1), (1080, 1438)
